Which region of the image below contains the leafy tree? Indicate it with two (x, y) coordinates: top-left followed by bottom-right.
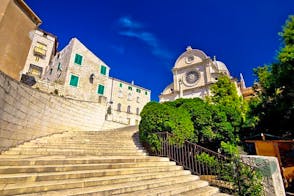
(250, 16), (294, 137)
(210, 75), (245, 144)
(139, 101), (194, 152)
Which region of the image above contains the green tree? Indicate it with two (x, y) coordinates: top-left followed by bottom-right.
(251, 16), (294, 137)
(139, 101), (194, 152)
(210, 75), (245, 144)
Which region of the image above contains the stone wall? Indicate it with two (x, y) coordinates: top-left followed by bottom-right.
(0, 0), (40, 80)
(0, 71), (106, 152)
(241, 155), (286, 196)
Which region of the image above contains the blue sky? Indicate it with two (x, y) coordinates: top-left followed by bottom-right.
(26, 0), (294, 101)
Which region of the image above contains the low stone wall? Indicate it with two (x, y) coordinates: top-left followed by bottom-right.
(0, 71), (106, 152)
(241, 155), (286, 196)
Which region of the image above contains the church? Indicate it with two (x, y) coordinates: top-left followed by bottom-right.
(159, 46), (246, 102)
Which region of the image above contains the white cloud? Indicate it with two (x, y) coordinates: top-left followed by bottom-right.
(118, 16), (143, 29)
(117, 16), (172, 61)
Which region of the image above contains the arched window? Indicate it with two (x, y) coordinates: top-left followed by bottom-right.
(136, 108), (140, 115)
(117, 103), (121, 112)
(127, 105), (131, 113)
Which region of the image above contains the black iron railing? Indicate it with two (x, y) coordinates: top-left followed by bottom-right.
(150, 132), (264, 195)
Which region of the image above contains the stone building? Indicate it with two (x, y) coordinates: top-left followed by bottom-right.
(21, 29), (57, 80)
(42, 38), (150, 126)
(44, 38), (110, 103)
(159, 46), (243, 102)
(106, 78), (151, 125)
(0, 0), (41, 80)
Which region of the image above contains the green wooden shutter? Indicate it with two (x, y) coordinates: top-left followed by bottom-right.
(128, 86), (132, 91)
(74, 54), (83, 65)
(69, 75), (79, 87)
(100, 65), (107, 75)
(119, 83), (123, 88)
(97, 84), (105, 95)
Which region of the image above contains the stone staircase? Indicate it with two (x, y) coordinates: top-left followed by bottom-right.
(0, 126), (228, 196)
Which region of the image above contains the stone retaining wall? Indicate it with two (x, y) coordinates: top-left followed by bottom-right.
(0, 71), (106, 152)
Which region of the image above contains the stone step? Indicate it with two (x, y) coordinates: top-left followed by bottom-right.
(0, 165), (184, 183)
(3, 149), (146, 156)
(177, 185), (220, 196)
(15, 145), (143, 150)
(21, 144), (142, 149)
(7, 147), (145, 153)
(0, 156), (169, 166)
(19, 174), (200, 196)
(0, 170), (192, 195)
(0, 161), (176, 174)
(117, 179), (209, 196)
(26, 141), (141, 146)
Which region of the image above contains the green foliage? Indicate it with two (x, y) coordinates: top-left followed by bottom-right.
(195, 150), (263, 195)
(220, 141), (239, 157)
(250, 15), (294, 137)
(139, 101), (194, 152)
(195, 152), (218, 168)
(236, 162), (263, 196)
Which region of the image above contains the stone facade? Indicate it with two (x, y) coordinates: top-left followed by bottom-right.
(0, 0), (41, 80)
(42, 38), (151, 126)
(106, 78), (151, 125)
(22, 29), (57, 79)
(0, 70), (106, 152)
(44, 38), (110, 103)
(159, 46), (243, 102)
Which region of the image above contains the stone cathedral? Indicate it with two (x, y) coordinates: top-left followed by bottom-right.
(159, 46), (243, 102)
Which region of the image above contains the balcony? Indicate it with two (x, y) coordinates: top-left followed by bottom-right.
(33, 46), (47, 57)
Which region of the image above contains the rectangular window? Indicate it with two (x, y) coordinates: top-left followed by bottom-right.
(57, 63), (62, 71)
(74, 54), (83, 65)
(100, 65), (107, 75)
(69, 74), (79, 87)
(97, 84), (105, 95)
(128, 86), (132, 91)
(119, 83), (123, 88)
(145, 91), (148, 95)
(136, 89), (141, 93)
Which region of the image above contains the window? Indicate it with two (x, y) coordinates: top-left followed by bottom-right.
(136, 96), (140, 103)
(128, 86), (132, 91)
(136, 108), (140, 115)
(97, 84), (105, 95)
(119, 83), (123, 88)
(117, 103), (121, 112)
(49, 68), (53, 75)
(57, 63), (62, 71)
(69, 74), (79, 87)
(127, 105), (131, 113)
(136, 89), (141, 93)
(28, 64), (42, 78)
(118, 89), (123, 98)
(74, 54), (83, 65)
(145, 91), (148, 95)
(128, 93), (132, 101)
(100, 65), (107, 75)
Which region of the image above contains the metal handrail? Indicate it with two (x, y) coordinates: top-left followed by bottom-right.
(150, 132), (263, 194)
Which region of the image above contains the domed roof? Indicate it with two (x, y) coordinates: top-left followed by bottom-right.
(214, 60), (230, 75)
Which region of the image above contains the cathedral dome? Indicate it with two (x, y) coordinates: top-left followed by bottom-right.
(214, 60), (230, 76)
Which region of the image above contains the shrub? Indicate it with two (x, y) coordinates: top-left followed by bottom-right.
(139, 102), (194, 152)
